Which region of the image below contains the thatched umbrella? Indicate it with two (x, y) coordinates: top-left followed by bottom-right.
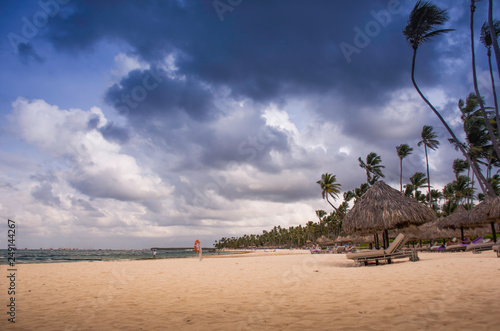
(469, 197), (500, 242)
(333, 235), (354, 244)
(342, 181), (437, 248)
(417, 219), (456, 240)
(436, 205), (474, 241)
(315, 235), (334, 248)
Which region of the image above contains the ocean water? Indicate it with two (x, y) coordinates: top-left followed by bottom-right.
(0, 248), (222, 265)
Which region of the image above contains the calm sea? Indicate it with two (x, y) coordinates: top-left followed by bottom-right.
(0, 248), (223, 265)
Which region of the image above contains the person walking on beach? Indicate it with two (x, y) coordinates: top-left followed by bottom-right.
(153, 250), (157, 258)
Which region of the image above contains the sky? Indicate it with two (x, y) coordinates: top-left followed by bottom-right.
(1, 0), (499, 249)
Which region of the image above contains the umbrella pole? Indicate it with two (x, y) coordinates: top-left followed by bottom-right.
(374, 234), (380, 249)
(491, 221), (497, 243)
(460, 227), (465, 241)
(384, 229), (389, 249)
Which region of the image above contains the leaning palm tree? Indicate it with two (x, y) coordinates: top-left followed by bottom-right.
(469, 1), (500, 165)
(396, 143), (413, 192)
(417, 125), (439, 205)
(316, 173), (341, 212)
(403, 0), (495, 197)
(358, 152), (385, 184)
(480, 19), (500, 124)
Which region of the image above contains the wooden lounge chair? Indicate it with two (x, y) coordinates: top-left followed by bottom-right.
(415, 244), (430, 252)
(346, 233), (418, 266)
(445, 244), (467, 252)
(466, 238), (499, 253)
(493, 244), (500, 258)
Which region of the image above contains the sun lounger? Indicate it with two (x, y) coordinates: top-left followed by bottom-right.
(493, 245), (500, 258)
(336, 246), (345, 254)
(346, 233), (418, 266)
(430, 245), (445, 252)
(445, 244), (467, 252)
(415, 244), (430, 252)
(466, 238), (497, 253)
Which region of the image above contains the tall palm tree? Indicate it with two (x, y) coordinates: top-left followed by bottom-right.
(358, 152), (385, 184)
(403, 1), (495, 197)
(480, 19), (500, 124)
(417, 125), (439, 205)
(316, 173), (341, 212)
(469, 1), (500, 165)
(396, 143), (413, 192)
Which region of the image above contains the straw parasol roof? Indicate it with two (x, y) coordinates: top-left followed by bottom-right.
(414, 219), (457, 240)
(342, 181), (437, 235)
(436, 205), (474, 230)
(469, 197), (500, 225)
(333, 235), (355, 244)
(315, 235), (334, 247)
(439, 201), (499, 242)
(485, 197), (500, 221)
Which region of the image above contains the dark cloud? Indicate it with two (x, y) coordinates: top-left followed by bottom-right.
(44, 1), (426, 107)
(31, 182), (61, 207)
(98, 122), (130, 144)
(17, 42), (44, 64)
(104, 67), (218, 122)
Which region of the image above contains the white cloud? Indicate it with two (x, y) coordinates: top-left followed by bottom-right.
(10, 98), (173, 201)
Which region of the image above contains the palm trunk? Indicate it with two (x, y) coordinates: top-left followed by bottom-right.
(400, 158), (403, 192)
(424, 144), (431, 205)
(470, 1), (500, 166)
(411, 47), (496, 197)
(487, 48), (500, 126)
(489, 0), (500, 80)
(326, 194), (339, 213)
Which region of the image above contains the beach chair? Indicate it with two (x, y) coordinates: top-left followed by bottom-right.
(445, 244), (467, 252)
(493, 244), (500, 258)
(346, 233), (418, 266)
(430, 245), (446, 252)
(465, 237), (497, 253)
(336, 246), (345, 254)
(415, 244), (430, 252)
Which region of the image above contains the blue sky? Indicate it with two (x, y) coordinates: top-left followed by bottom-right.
(0, 0), (499, 248)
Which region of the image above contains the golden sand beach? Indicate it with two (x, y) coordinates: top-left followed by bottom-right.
(2, 250), (499, 330)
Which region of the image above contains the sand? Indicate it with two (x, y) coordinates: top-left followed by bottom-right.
(2, 249), (499, 330)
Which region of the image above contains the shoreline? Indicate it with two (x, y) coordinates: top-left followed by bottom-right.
(2, 250), (499, 330)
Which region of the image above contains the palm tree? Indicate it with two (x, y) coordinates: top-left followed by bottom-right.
(358, 152), (385, 184)
(417, 125), (439, 205)
(403, 1), (495, 197)
(409, 172), (428, 200)
(428, 188), (443, 213)
(354, 183), (370, 204)
(469, 1), (500, 165)
(396, 143), (413, 192)
(454, 175), (475, 207)
(404, 183), (415, 197)
(480, 19), (500, 124)
(316, 173), (341, 212)
(452, 159), (469, 180)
